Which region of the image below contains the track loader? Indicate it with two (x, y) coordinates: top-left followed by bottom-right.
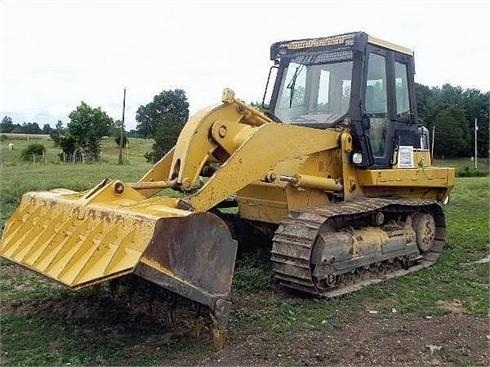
(0, 32), (454, 347)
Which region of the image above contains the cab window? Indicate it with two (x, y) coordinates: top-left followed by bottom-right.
(365, 53), (388, 157)
(394, 61), (410, 118)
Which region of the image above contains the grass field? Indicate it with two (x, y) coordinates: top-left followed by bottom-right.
(433, 157), (490, 175)
(0, 134), (488, 365)
(0, 133), (153, 167)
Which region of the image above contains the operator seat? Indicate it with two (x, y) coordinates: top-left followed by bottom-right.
(365, 85), (387, 157)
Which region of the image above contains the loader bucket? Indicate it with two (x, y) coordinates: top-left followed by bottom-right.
(0, 179), (237, 341)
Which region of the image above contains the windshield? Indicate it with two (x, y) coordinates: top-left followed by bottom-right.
(274, 59), (353, 125)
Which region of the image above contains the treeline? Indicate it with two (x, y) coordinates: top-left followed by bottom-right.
(415, 83), (488, 158)
(2, 83), (488, 160)
(0, 116), (56, 135)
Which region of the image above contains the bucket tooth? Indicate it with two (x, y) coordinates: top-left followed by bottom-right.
(211, 298), (232, 350)
(41, 218), (92, 276)
(32, 216), (90, 271)
(72, 228), (119, 285)
(102, 231), (139, 276)
(190, 316), (205, 337)
(1, 206), (43, 256)
(21, 214), (71, 265)
(1, 183), (238, 349)
(56, 222), (105, 284)
(109, 279), (121, 301)
(18, 218), (62, 263)
(9, 211), (53, 260)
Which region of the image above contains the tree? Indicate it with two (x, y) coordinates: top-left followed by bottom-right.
(135, 105), (153, 139)
(415, 83), (432, 123)
(65, 102), (114, 161)
(462, 89), (489, 157)
(42, 124), (52, 134)
(0, 116), (14, 133)
(20, 122), (42, 134)
(415, 83), (489, 158)
(58, 135), (77, 158)
(10, 124), (23, 133)
(144, 114), (185, 162)
(112, 120), (128, 148)
(432, 109), (466, 157)
(136, 89), (190, 162)
(114, 133), (128, 148)
(55, 120), (64, 133)
(50, 130), (61, 146)
(136, 89), (189, 139)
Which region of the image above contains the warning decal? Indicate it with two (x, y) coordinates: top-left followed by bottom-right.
(397, 146), (414, 168)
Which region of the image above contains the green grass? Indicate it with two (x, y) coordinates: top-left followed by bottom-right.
(0, 134), (153, 166)
(0, 136), (153, 224)
(434, 157), (489, 174)
(0, 136), (488, 365)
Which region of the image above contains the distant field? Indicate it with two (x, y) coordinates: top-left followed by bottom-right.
(0, 134), (153, 167)
(1, 133), (488, 170)
(434, 157), (489, 174)
(1, 133), (51, 140)
(0, 135), (154, 224)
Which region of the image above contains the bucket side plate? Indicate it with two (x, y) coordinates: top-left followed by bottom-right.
(135, 213), (238, 307)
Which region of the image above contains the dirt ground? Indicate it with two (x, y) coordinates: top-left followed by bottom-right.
(204, 312), (489, 366)
(2, 284), (488, 366)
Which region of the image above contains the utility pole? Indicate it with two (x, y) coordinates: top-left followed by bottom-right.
(474, 117), (478, 169)
(118, 87), (126, 165)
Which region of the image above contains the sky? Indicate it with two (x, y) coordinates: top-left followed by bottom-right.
(0, 0), (489, 130)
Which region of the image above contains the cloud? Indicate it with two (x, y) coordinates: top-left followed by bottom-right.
(1, 0), (488, 129)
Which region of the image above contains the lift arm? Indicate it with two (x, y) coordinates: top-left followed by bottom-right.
(135, 89), (341, 212)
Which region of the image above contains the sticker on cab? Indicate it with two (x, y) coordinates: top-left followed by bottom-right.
(397, 146), (414, 168)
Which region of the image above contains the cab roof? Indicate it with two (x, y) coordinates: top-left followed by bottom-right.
(270, 32), (413, 60)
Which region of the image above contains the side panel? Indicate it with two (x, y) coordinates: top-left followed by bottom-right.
(358, 167), (455, 201)
(236, 150), (341, 224)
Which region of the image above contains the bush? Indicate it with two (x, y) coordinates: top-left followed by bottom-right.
(20, 143), (46, 161)
(50, 130), (61, 146)
(114, 134), (128, 148)
(144, 117), (184, 163)
(456, 166), (488, 177)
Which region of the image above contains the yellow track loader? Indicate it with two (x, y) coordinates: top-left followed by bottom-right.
(1, 32), (454, 347)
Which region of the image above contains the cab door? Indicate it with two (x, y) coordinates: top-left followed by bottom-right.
(363, 47), (394, 168)
(363, 46), (418, 168)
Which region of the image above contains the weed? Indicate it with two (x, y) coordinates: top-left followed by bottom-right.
(456, 166), (488, 177)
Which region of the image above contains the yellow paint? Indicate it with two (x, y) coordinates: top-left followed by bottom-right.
(367, 35), (414, 55)
(186, 123), (340, 212)
(358, 167), (455, 187)
(137, 147), (175, 197)
(0, 89), (455, 294)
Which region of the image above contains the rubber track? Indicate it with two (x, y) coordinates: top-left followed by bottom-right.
(271, 198), (446, 297)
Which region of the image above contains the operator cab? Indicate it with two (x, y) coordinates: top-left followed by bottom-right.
(263, 32), (422, 168)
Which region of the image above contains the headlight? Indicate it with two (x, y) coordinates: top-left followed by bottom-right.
(352, 152), (363, 164)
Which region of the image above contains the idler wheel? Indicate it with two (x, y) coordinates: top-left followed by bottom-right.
(412, 212), (436, 252)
